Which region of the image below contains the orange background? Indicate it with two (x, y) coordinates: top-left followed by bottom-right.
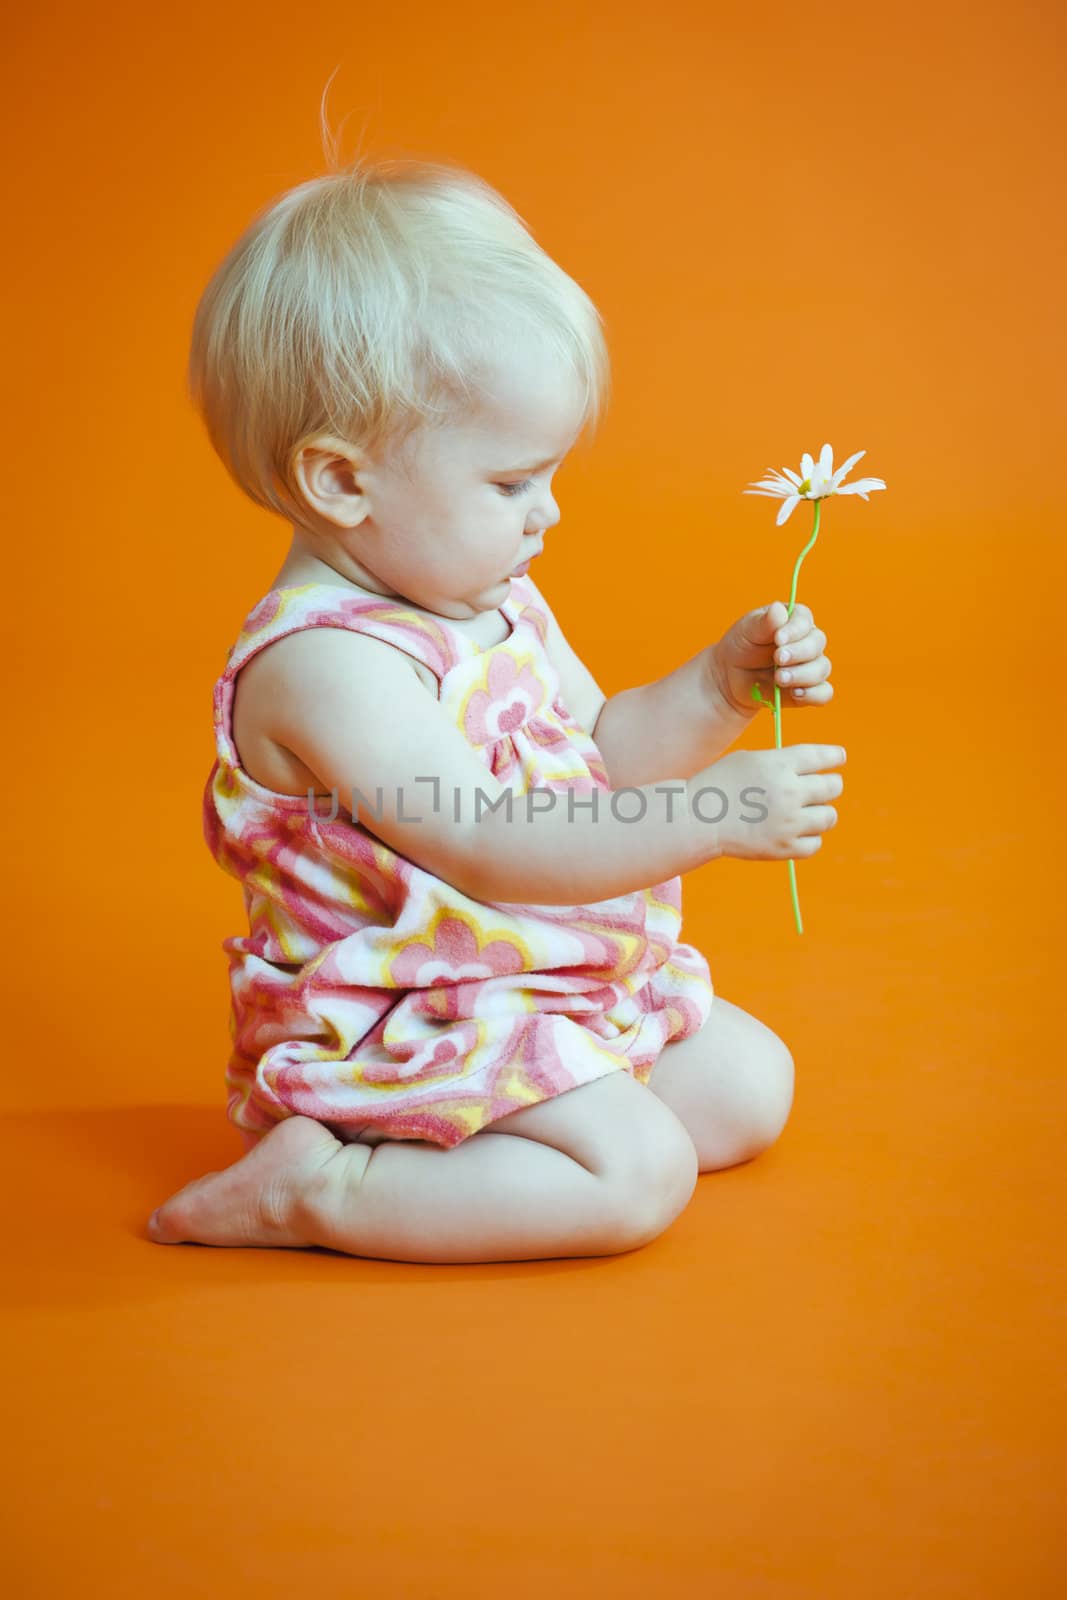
(3, 0), (1065, 1594)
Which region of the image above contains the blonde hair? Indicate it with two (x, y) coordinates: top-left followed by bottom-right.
(186, 142), (611, 527)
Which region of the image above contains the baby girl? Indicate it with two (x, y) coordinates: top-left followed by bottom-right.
(147, 155), (846, 1264)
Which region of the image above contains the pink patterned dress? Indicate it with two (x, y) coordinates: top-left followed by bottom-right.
(203, 574), (714, 1150)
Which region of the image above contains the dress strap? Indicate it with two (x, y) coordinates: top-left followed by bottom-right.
(223, 583), (471, 682)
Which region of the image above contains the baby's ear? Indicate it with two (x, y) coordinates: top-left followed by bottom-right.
(291, 437), (368, 527)
(293, 436), (359, 481)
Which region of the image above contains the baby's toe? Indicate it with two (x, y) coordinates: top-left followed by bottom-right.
(147, 1172), (222, 1245)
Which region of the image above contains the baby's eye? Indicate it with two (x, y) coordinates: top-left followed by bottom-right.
(497, 479), (534, 497)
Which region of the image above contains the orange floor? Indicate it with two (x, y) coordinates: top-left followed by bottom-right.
(4, 664), (1061, 1596)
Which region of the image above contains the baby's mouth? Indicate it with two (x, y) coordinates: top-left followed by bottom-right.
(510, 545), (542, 576)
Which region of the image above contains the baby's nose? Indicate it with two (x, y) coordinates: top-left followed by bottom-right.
(534, 500), (561, 533)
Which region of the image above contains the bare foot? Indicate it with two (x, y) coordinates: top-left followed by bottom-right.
(146, 1116), (344, 1249)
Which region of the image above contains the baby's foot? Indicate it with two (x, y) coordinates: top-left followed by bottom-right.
(146, 1116), (342, 1249)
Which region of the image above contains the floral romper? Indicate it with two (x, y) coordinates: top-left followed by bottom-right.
(203, 574), (714, 1150)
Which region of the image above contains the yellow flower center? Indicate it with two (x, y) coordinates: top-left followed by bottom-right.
(800, 479), (811, 494)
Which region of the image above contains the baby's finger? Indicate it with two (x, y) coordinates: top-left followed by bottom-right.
(775, 624), (826, 666)
(789, 743), (847, 773)
(780, 680), (834, 705)
(774, 602), (814, 645)
(806, 771), (845, 803)
(776, 652), (832, 689)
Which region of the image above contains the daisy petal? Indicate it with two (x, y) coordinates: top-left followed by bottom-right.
(831, 450), (865, 491)
(742, 489), (781, 497)
(780, 467), (803, 488)
(836, 477), (886, 495)
(801, 453), (815, 481)
(776, 495), (800, 526)
(819, 443), (833, 476)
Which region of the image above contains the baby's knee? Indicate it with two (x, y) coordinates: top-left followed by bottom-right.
(747, 1035), (795, 1149)
(611, 1096), (700, 1242)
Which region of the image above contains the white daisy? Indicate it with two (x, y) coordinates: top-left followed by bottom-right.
(744, 442), (886, 526)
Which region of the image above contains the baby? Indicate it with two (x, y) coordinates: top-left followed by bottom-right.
(147, 155), (846, 1265)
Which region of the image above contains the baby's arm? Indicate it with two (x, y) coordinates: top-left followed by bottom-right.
(588, 655), (756, 790)
(268, 626), (845, 907)
(532, 580), (756, 789)
(267, 626), (727, 904)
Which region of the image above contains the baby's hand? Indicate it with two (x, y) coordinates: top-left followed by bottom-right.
(708, 600), (833, 718)
(700, 744), (846, 862)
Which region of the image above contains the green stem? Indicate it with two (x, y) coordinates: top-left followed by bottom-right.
(765, 498), (823, 935)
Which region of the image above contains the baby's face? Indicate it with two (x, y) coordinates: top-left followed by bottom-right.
(329, 342), (587, 621)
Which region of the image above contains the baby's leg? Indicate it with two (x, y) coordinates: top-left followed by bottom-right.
(645, 997), (796, 1171)
(147, 1069), (698, 1265)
